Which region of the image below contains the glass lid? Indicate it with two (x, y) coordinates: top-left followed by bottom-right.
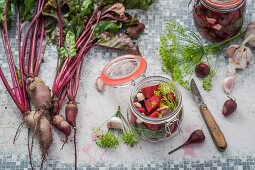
(202, 0), (245, 10)
(100, 55), (147, 86)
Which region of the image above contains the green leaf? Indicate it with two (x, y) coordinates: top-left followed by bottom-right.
(64, 31), (77, 58)
(95, 21), (121, 36)
(104, 0), (154, 10)
(96, 32), (140, 54)
(0, 0), (5, 24)
(15, 66), (22, 86)
(22, 0), (36, 21)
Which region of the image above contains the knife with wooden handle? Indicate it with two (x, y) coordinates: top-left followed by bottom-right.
(190, 79), (227, 152)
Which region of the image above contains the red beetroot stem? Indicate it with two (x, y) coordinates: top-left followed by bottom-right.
(2, 6), (21, 101)
(0, 30), (21, 100)
(56, 13), (102, 92)
(52, 0), (65, 94)
(53, 5), (104, 97)
(28, 19), (40, 76)
(34, 19), (46, 76)
(19, 0), (45, 109)
(1, 1), (27, 109)
(0, 69), (25, 112)
(168, 142), (188, 155)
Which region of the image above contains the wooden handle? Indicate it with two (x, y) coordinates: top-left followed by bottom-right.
(199, 104), (227, 152)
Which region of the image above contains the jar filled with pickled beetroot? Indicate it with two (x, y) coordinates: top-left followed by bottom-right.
(98, 55), (183, 142)
(193, 0), (246, 42)
(127, 76), (183, 142)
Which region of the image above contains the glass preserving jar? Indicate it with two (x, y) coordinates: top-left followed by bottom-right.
(127, 76), (183, 142)
(99, 55), (183, 142)
(193, 0), (246, 42)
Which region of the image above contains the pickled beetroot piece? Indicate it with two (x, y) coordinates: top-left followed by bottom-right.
(136, 107), (147, 115)
(144, 110), (161, 131)
(144, 122), (161, 131)
(141, 84), (160, 98)
(145, 96), (161, 114)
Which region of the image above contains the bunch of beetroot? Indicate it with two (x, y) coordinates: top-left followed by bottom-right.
(0, 0), (53, 169)
(193, 0), (245, 42)
(131, 83), (178, 132)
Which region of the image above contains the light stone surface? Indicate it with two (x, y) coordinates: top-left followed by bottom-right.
(0, 0), (255, 169)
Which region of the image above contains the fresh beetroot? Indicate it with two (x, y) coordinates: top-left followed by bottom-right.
(141, 84), (160, 98)
(195, 63), (210, 78)
(65, 102), (78, 127)
(26, 77), (52, 113)
(222, 97), (237, 116)
(52, 115), (72, 136)
(145, 96), (161, 114)
(168, 130), (205, 154)
(25, 110), (53, 164)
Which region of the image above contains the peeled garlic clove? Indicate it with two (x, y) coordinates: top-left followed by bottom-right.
(227, 63), (236, 76)
(95, 77), (105, 92)
(223, 76), (235, 94)
(134, 102), (142, 108)
(136, 93), (145, 101)
(107, 117), (123, 130)
(226, 44), (239, 58)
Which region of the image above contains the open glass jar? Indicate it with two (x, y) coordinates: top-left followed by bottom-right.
(99, 55), (183, 142)
(193, 0), (246, 42)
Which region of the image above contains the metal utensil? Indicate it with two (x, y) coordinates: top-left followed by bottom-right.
(190, 79), (227, 152)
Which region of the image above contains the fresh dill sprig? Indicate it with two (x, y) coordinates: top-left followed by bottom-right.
(122, 131), (139, 147)
(95, 130), (119, 149)
(159, 21), (244, 91)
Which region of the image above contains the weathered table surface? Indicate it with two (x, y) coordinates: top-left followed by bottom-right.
(0, 0), (255, 169)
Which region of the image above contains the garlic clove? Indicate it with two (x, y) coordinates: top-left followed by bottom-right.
(107, 117), (123, 130)
(95, 77), (105, 92)
(238, 58), (247, 70)
(134, 102), (142, 108)
(232, 48), (243, 63)
(226, 44), (239, 58)
(223, 76), (235, 94)
(136, 93), (145, 101)
(243, 46), (253, 64)
(227, 62), (236, 76)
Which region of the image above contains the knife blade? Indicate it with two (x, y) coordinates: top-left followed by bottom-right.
(190, 79), (227, 152)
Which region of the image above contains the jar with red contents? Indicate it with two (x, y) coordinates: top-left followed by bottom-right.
(193, 0), (246, 42)
(98, 55), (183, 142)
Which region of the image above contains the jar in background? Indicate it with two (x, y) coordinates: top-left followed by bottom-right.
(193, 0), (246, 42)
(127, 76), (183, 142)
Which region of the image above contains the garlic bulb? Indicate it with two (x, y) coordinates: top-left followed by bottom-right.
(107, 117), (123, 130)
(223, 76), (235, 94)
